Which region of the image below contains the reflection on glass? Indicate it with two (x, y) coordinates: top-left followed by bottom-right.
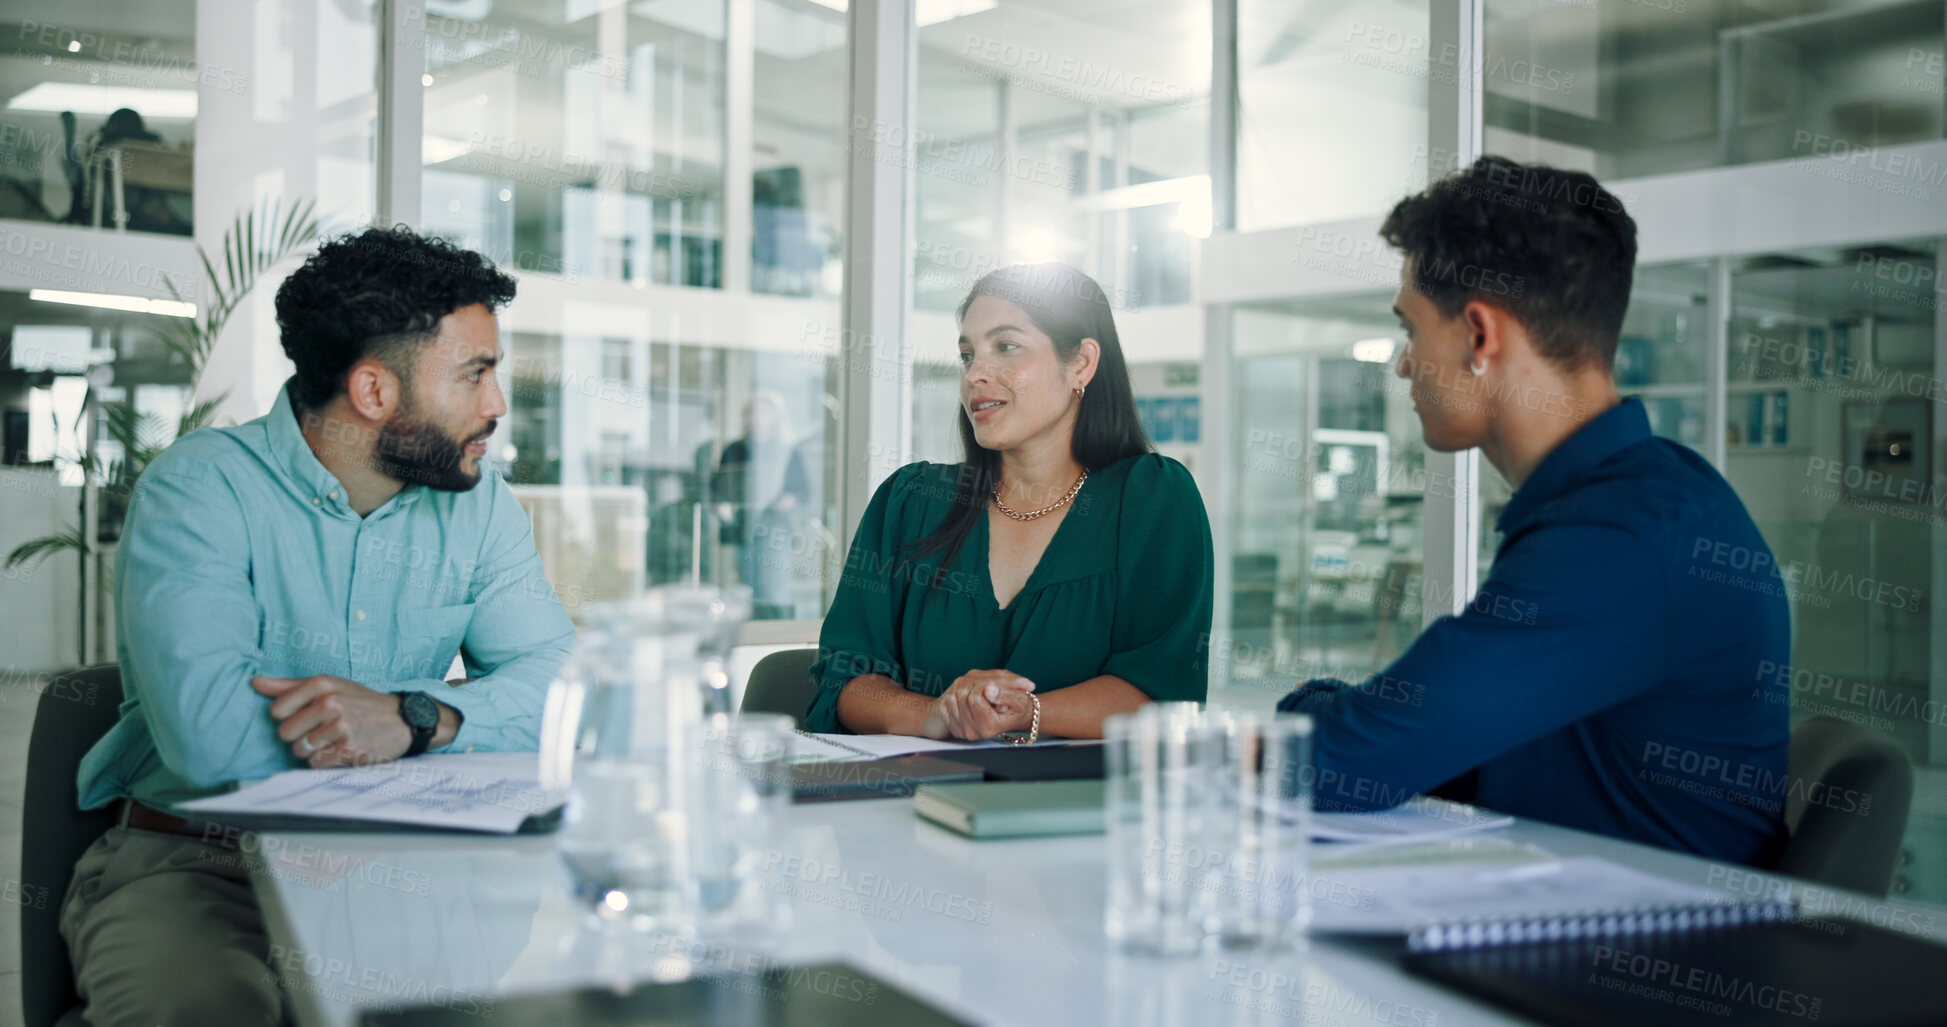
(1224, 299), (1426, 708)
(1724, 240), (1937, 901)
(421, 0), (727, 285)
(1236, 0), (1430, 230)
(1484, 0), (1945, 177)
(504, 329), (837, 622)
(753, 0), (847, 297)
(0, 3), (198, 235)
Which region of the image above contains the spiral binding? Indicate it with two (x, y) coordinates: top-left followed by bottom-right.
(794, 727), (877, 761)
(1406, 897), (1799, 953)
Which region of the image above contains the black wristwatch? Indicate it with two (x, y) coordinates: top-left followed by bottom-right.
(398, 691), (440, 757)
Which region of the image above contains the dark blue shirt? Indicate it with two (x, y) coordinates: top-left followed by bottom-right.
(1280, 399), (1791, 866)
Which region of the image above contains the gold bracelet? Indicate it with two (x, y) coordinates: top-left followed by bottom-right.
(1008, 693), (1041, 745)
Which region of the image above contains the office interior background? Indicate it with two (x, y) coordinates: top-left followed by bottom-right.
(0, 0), (1943, 974)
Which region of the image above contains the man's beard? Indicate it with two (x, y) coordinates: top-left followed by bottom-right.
(374, 396), (490, 492)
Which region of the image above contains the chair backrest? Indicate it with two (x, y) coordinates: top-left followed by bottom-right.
(739, 648), (819, 721)
(1775, 715), (1913, 896)
(20, 665), (123, 1027)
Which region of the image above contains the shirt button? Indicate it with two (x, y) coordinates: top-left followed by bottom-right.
(311, 496), (322, 507)
(328, 490), (340, 501)
(355, 609), (367, 621)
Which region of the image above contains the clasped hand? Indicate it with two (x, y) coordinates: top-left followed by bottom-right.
(251, 674), (412, 768)
(923, 669), (1036, 741)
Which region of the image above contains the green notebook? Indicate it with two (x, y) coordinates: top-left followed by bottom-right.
(912, 779), (1106, 838)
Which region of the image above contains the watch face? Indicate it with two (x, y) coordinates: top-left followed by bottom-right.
(401, 692), (440, 730)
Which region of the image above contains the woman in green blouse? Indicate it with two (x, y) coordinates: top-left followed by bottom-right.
(804, 262), (1214, 740)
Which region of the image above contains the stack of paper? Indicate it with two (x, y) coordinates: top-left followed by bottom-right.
(178, 752), (560, 834)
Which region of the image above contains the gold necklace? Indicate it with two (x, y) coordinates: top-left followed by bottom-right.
(992, 468), (1088, 521)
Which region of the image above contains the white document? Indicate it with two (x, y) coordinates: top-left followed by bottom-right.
(1311, 796), (1513, 843)
(1308, 855), (1731, 934)
(790, 731), (1087, 762)
(178, 752), (561, 834)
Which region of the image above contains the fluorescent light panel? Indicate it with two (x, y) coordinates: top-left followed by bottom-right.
(6, 83), (197, 119)
(29, 289), (196, 319)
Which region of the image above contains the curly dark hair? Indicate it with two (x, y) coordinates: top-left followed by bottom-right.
(1381, 155), (1637, 372)
(274, 226), (517, 409)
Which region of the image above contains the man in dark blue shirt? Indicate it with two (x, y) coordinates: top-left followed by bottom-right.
(1281, 156), (1790, 867)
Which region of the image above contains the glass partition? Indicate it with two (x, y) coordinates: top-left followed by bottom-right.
(1219, 297), (1427, 711)
(0, 3), (198, 236)
(420, 0), (727, 286)
(1484, 0), (1946, 177)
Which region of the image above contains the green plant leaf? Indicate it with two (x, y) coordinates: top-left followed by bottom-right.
(5, 524), (88, 570)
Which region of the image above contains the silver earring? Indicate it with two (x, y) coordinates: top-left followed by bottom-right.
(1075, 386), (1086, 400)
(1470, 359), (1486, 377)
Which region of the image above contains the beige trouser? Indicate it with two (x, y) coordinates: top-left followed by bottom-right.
(60, 825), (286, 1027)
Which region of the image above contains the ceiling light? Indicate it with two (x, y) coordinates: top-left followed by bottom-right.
(29, 289), (196, 319)
(6, 83), (197, 119)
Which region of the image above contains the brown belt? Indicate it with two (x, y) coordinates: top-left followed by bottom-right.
(117, 799), (242, 849)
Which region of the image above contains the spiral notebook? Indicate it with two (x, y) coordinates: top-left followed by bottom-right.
(1406, 914), (1946, 1026)
(1309, 856), (1794, 938)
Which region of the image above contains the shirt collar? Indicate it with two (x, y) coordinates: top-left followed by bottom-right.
(265, 379), (422, 517)
(1496, 397), (1652, 532)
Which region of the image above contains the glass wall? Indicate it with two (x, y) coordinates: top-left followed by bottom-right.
(0, 3), (198, 236)
(1219, 297), (1427, 710)
(1483, 0), (1946, 178)
(419, 0), (844, 623)
(420, 0), (726, 285)
(752, 0), (848, 298)
(1236, 0), (1430, 230)
(1725, 240), (1938, 794)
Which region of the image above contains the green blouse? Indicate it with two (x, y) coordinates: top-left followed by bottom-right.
(803, 453), (1214, 733)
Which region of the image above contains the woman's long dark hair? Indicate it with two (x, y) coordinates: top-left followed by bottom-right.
(908, 262), (1152, 573)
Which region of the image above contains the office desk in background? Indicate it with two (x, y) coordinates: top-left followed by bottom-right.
(248, 801), (1946, 1027)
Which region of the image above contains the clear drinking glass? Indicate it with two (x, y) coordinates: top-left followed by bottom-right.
(1205, 712), (1314, 949)
(1103, 702), (1222, 955)
(689, 712), (795, 940)
(543, 596), (709, 932)
(630, 584), (753, 716)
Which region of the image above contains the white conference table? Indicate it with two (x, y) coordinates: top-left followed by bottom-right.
(248, 799), (1945, 1027)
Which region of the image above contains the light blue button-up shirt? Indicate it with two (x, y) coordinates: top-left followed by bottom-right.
(78, 381), (577, 810)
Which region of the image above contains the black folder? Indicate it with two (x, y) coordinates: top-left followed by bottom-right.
(791, 755), (984, 802)
(358, 960), (973, 1026)
(927, 741), (1105, 781)
(1406, 916), (1947, 1027)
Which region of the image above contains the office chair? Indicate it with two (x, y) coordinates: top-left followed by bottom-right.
(739, 648), (819, 722)
(20, 664), (123, 1027)
(1775, 715), (1913, 896)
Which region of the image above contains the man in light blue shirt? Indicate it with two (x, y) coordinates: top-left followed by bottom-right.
(61, 227), (576, 1027)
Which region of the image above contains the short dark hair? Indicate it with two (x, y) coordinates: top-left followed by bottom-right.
(1380, 156), (1637, 372)
(274, 226), (517, 409)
